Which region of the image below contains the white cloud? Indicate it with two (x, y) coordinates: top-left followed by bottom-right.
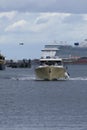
(0, 11), (17, 20)
(35, 13), (70, 24)
(83, 14), (87, 21)
(3, 12), (87, 38)
(31, 13), (70, 32)
(63, 14), (85, 26)
(5, 19), (28, 32)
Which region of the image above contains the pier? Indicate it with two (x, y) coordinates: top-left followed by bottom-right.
(6, 59), (31, 68)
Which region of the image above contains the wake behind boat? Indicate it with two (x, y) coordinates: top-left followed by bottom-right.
(35, 47), (69, 81)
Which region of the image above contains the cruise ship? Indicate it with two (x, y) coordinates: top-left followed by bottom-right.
(45, 39), (87, 64)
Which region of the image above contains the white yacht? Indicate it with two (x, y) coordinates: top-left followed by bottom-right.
(35, 47), (69, 80)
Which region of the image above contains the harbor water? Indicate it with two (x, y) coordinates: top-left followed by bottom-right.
(0, 65), (87, 130)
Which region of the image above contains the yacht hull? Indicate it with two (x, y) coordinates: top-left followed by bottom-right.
(35, 66), (69, 80)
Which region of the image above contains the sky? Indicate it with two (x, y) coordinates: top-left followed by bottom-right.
(0, 0), (87, 59)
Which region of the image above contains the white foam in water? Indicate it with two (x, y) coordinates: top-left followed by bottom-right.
(69, 77), (87, 81)
(11, 76), (87, 81)
(11, 75), (36, 81)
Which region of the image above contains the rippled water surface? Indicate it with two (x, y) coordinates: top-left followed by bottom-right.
(0, 65), (87, 130)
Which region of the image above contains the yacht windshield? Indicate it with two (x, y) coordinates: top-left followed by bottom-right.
(40, 60), (62, 66)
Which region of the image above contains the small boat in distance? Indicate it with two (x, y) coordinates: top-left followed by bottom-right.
(35, 47), (69, 80)
(19, 43), (24, 45)
(0, 53), (5, 70)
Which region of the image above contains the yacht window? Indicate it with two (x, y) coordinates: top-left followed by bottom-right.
(47, 61), (51, 65)
(57, 61), (62, 65)
(40, 60), (62, 66)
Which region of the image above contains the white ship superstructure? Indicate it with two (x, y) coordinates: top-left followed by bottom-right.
(45, 39), (87, 58)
